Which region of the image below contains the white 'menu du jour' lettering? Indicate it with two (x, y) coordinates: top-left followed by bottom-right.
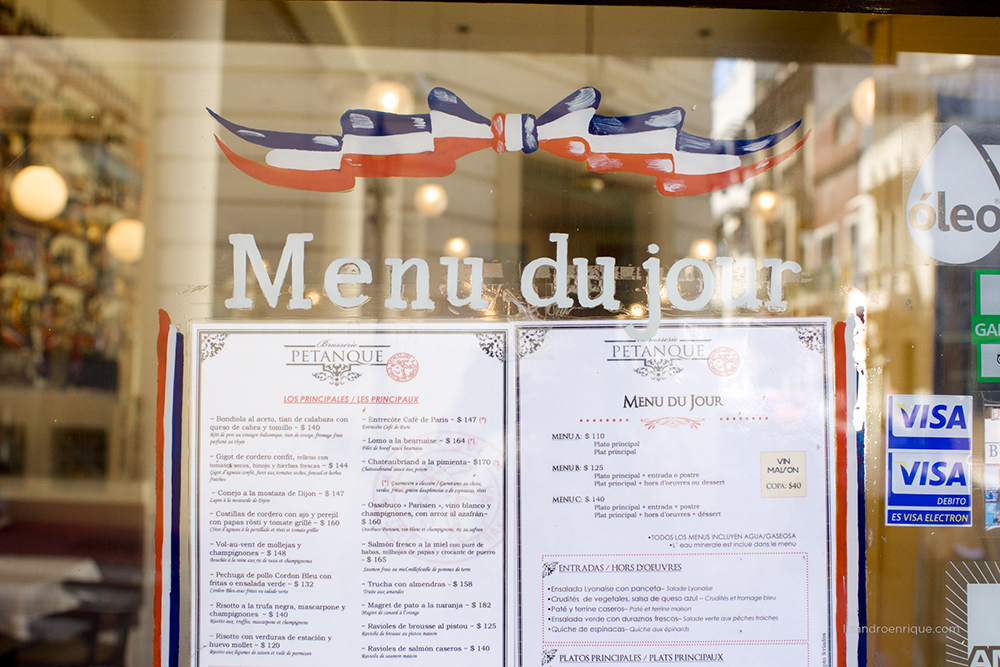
(225, 232), (800, 340)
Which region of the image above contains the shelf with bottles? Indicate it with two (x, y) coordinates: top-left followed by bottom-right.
(0, 0), (140, 129)
(0, 36), (143, 392)
(0, 209), (136, 390)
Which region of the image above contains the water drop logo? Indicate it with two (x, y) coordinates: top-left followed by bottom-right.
(906, 126), (1000, 264)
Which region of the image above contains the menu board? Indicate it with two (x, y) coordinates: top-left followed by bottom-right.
(191, 324), (508, 666)
(190, 319), (840, 667)
(516, 320), (836, 667)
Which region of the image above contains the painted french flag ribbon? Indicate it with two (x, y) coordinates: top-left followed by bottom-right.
(154, 310), (182, 667)
(210, 86), (806, 197)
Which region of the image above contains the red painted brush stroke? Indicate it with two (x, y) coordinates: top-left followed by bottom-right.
(153, 309), (170, 667)
(216, 136), (491, 192)
(834, 320), (848, 667)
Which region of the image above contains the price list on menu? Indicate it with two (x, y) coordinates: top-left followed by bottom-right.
(515, 321), (837, 667)
(191, 325), (507, 667)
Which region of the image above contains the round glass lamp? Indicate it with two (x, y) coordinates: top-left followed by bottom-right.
(414, 183), (448, 217)
(365, 80), (414, 114)
(444, 236), (470, 258)
(106, 218), (145, 263)
(10, 166), (68, 222)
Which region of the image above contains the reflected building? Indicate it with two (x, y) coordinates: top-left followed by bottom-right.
(709, 50), (1000, 667)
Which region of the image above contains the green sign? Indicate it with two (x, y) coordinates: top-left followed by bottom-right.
(973, 270), (1000, 382)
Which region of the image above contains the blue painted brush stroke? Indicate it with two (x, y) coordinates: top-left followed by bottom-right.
(168, 330), (183, 667)
(209, 87), (489, 153)
(589, 108), (685, 134)
(207, 108), (342, 152)
(589, 105), (800, 156)
(676, 121), (801, 155)
(428, 87), (490, 125)
(341, 111), (431, 136)
(534, 87), (799, 156)
(536, 87), (601, 126)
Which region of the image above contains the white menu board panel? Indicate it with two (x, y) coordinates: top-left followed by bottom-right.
(515, 320), (836, 667)
(191, 324), (507, 667)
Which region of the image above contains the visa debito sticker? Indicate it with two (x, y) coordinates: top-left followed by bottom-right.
(886, 395), (972, 526)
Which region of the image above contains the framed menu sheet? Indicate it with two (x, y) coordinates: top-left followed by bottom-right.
(190, 324), (508, 667)
(515, 320), (838, 667)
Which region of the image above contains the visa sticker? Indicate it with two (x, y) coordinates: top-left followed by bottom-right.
(888, 394), (972, 450)
(886, 394), (972, 526)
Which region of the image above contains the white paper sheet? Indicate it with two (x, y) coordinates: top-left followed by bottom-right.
(515, 320), (836, 667)
(191, 324), (508, 666)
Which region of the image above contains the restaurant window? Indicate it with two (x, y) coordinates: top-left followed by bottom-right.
(0, 3), (997, 667)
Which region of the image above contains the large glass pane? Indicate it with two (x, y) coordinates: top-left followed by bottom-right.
(0, 4), (995, 666)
